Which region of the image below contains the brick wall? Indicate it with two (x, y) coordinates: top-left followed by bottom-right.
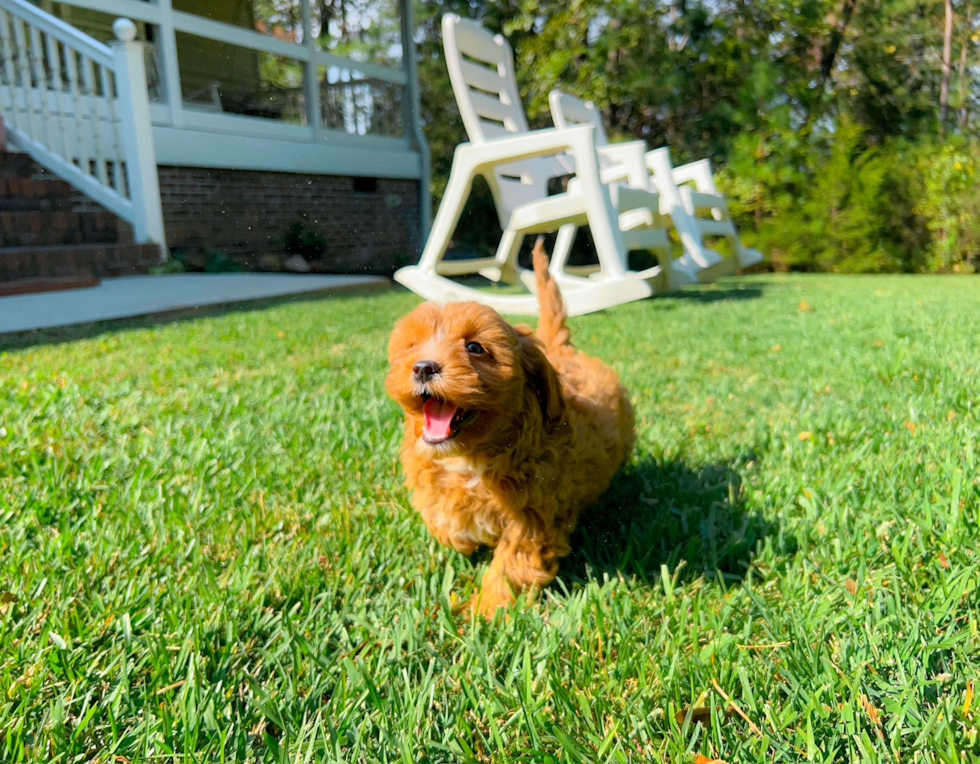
(157, 166), (421, 275)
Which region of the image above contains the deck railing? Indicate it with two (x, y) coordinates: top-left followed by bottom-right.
(0, 0), (165, 248)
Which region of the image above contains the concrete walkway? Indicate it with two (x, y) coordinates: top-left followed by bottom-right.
(0, 273), (388, 335)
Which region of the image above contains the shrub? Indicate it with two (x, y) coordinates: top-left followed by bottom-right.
(720, 125), (980, 274)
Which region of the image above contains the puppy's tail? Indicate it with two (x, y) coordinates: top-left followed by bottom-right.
(532, 236), (571, 351)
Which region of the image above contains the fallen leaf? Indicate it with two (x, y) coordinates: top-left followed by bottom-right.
(874, 339), (884, 347)
(675, 706), (713, 727)
(905, 421), (916, 433)
(859, 694), (883, 736)
(948, 410), (956, 421)
(938, 552), (950, 569)
(798, 431), (811, 441)
(772, 344), (781, 352)
(694, 756), (729, 764)
(675, 705), (733, 728)
(798, 299), (813, 312)
(0, 591), (17, 614)
(964, 680), (974, 717)
(845, 579), (858, 595)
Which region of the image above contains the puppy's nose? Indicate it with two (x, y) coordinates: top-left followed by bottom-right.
(412, 359), (440, 382)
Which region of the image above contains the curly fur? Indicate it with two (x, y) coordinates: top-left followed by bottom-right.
(385, 239), (636, 617)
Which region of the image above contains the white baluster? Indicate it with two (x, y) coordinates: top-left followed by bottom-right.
(28, 24), (56, 155)
(11, 16), (36, 140)
(99, 64), (123, 195)
(43, 32), (70, 162)
(81, 55), (107, 184)
(0, 10), (16, 132)
(63, 47), (89, 173)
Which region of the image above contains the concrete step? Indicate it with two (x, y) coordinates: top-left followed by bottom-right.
(0, 275), (101, 297)
(0, 151), (36, 179)
(0, 194), (73, 212)
(0, 211), (119, 247)
(0, 176), (73, 199)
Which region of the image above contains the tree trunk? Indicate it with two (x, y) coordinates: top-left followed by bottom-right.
(805, 0), (860, 127)
(819, 0), (860, 82)
(939, 0), (953, 132)
(958, 28), (969, 129)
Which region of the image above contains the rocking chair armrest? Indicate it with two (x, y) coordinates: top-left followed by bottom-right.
(455, 125), (601, 173)
(669, 158), (719, 194)
(597, 140), (648, 166)
(600, 163), (632, 185)
(597, 141), (650, 189)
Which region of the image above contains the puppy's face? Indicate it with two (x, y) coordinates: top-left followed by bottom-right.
(386, 302), (526, 456)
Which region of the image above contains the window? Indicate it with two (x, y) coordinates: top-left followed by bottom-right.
(177, 31), (307, 124)
(173, 0), (305, 45)
(310, 0), (402, 68)
(318, 64), (403, 137)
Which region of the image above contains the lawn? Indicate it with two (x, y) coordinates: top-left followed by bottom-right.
(1, 274), (978, 763)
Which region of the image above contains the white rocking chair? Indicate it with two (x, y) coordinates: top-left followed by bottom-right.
(549, 90), (764, 277)
(394, 15), (675, 317)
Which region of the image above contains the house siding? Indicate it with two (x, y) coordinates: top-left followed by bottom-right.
(157, 166), (421, 274)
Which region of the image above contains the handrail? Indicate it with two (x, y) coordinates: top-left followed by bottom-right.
(0, 0), (110, 67)
(0, 2), (166, 249)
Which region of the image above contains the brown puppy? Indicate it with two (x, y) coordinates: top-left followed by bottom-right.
(386, 240), (636, 617)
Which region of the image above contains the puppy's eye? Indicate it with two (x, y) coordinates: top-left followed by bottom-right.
(465, 341), (485, 355)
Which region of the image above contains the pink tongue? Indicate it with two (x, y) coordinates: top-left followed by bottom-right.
(423, 398), (458, 440)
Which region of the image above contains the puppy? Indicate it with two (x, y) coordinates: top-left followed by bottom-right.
(386, 240), (636, 617)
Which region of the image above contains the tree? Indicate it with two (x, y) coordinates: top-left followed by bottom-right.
(940, 0), (954, 130)
(412, 0), (980, 271)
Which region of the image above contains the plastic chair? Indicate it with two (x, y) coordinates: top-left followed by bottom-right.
(393, 15), (676, 316)
(549, 90), (763, 276)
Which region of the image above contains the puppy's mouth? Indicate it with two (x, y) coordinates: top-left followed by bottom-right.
(421, 394), (477, 444)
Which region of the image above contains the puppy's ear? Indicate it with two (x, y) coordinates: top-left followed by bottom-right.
(518, 335), (564, 425)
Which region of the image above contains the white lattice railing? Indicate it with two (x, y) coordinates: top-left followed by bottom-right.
(0, 0), (164, 248)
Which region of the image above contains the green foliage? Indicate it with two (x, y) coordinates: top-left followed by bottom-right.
(202, 251), (245, 273)
(285, 219), (329, 260)
(167, 249), (244, 273)
(718, 133), (980, 273)
(414, 0), (980, 272)
(914, 141), (980, 272)
(149, 257), (187, 275)
(4, 277), (980, 759)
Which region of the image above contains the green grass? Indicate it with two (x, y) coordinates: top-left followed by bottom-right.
(2, 274), (980, 762)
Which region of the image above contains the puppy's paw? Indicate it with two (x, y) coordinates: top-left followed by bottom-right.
(471, 567), (515, 620)
(470, 591), (512, 620)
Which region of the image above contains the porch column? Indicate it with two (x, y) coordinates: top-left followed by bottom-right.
(301, 0), (323, 142)
(112, 18), (167, 252)
(399, 0), (431, 245)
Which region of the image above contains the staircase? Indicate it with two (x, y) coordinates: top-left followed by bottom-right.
(0, 150), (160, 296)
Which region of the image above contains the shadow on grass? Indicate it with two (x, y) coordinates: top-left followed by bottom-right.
(0, 286), (387, 353)
(662, 281), (765, 304)
(559, 454), (779, 589)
